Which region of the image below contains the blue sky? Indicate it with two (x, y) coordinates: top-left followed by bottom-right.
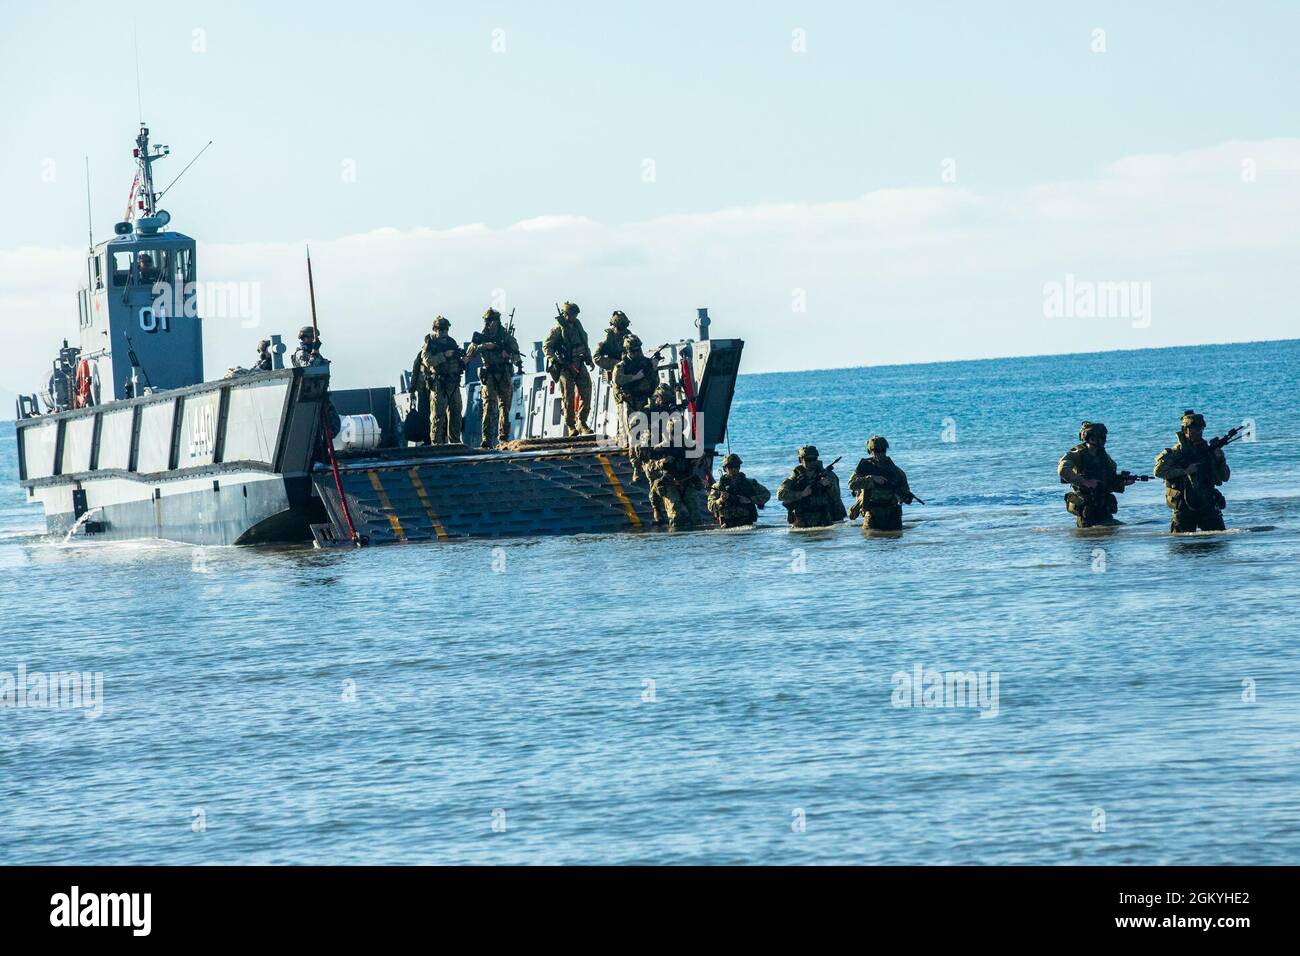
(4, 0), (1296, 242)
(1, 1), (1298, 390)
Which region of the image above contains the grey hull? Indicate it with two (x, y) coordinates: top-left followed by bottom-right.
(42, 471), (322, 546)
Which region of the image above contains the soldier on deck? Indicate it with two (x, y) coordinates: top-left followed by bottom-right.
(1154, 409), (1231, 532)
(777, 445), (845, 528)
(593, 310), (632, 380)
(707, 453), (771, 528)
(612, 334), (659, 453)
(421, 316), (465, 444)
(848, 435), (915, 531)
(291, 326), (328, 367)
(254, 338), (274, 372)
(1057, 421), (1139, 528)
(467, 308), (521, 448)
(543, 301), (594, 436)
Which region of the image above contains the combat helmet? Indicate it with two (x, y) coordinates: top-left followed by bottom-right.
(798, 445), (819, 461)
(298, 325), (315, 340)
(722, 453), (742, 469)
(866, 435), (888, 452)
(432, 315), (450, 331)
(482, 308), (501, 324)
(652, 383), (675, 404)
(257, 338), (271, 350)
(610, 310), (630, 328)
(1079, 421), (1108, 442)
(623, 334), (643, 352)
(1180, 409), (1206, 429)
(561, 301), (580, 318)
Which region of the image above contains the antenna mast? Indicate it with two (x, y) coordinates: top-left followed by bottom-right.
(84, 157), (94, 250)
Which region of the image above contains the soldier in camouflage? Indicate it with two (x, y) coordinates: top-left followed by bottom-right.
(543, 301), (594, 436)
(291, 326), (327, 368)
(1056, 421), (1139, 528)
(638, 383), (702, 528)
(848, 435), (915, 531)
(593, 310), (632, 380)
(777, 446), (845, 528)
(707, 453), (771, 528)
(613, 334), (658, 439)
(466, 308), (521, 448)
(254, 338), (274, 372)
(421, 316), (465, 445)
(1154, 410), (1230, 532)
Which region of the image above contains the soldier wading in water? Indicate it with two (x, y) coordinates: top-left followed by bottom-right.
(777, 446), (846, 528)
(848, 435), (915, 531)
(1154, 409), (1232, 532)
(638, 384), (703, 529)
(1057, 421), (1141, 528)
(707, 453), (770, 528)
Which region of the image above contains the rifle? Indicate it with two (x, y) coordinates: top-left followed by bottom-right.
(794, 456), (842, 494)
(506, 307), (522, 373)
(1209, 424), (1247, 450)
(1117, 471), (1154, 483)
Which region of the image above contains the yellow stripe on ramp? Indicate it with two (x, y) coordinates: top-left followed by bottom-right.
(597, 453), (642, 528)
(407, 468), (449, 541)
(366, 469), (407, 542)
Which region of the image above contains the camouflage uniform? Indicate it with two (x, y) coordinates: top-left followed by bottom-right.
(848, 436), (912, 531)
(1154, 410), (1230, 532)
(707, 453), (771, 527)
(291, 326), (328, 368)
(1057, 422), (1132, 528)
(593, 311), (631, 379)
(543, 302), (594, 435)
(777, 446), (845, 528)
(421, 317), (465, 444)
(613, 334), (658, 453)
(467, 309), (521, 447)
(638, 385), (702, 528)
(254, 339), (273, 372)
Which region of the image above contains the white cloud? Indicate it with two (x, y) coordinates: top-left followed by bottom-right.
(2, 138), (1298, 397)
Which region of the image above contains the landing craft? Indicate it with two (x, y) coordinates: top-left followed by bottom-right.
(14, 125), (744, 545)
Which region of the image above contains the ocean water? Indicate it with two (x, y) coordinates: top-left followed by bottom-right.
(2, 339), (1298, 865)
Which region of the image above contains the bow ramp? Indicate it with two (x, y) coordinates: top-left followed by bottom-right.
(312, 438), (655, 544)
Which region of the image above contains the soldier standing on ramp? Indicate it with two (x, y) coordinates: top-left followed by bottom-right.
(613, 334), (658, 459)
(422, 316), (466, 444)
(707, 453), (771, 528)
(467, 308), (521, 448)
(544, 301), (595, 436)
(777, 446), (845, 528)
(1154, 410), (1232, 532)
(1057, 421), (1140, 528)
(849, 435), (916, 531)
(593, 310), (632, 381)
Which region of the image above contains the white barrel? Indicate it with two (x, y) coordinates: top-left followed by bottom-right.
(333, 413), (382, 451)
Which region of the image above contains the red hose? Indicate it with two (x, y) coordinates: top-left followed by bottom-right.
(322, 405), (359, 545)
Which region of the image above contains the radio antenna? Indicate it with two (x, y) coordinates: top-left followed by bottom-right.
(156, 140), (213, 202)
(84, 157), (94, 250)
(133, 24), (144, 122)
